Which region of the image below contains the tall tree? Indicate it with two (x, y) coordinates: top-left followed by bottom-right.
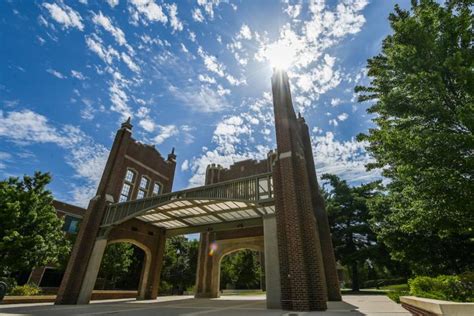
(0, 172), (70, 279)
(160, 236), (199, 294)
(356, 0), (473, 274)
(220, 250), (262, 290)
(98, 243), (134, 289)
(322, 174), (393, 291)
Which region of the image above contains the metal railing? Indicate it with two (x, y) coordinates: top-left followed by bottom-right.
(101, 172), (273, 227)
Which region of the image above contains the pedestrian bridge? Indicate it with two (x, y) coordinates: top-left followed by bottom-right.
(101, 172), (275, 235)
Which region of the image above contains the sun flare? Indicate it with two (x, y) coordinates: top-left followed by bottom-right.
(265, 41), (296, 70)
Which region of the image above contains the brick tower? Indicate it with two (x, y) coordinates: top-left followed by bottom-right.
(271, 69), (340, 311)
(56, 119), (176, 304)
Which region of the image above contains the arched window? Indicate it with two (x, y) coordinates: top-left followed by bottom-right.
(137, 176), (150, 199)
(119, 169), (136, 202)
(151, 182), (163, 196)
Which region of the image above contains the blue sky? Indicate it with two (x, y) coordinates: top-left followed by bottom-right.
(0, 0), (411, 207)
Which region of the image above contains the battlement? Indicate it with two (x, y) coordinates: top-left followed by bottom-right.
(205, 150), (276, 184)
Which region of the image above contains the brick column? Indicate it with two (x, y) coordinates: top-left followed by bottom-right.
(299, 117), (342, 301)
(195, 232), (217, 298)
(271, 70), (328, 311)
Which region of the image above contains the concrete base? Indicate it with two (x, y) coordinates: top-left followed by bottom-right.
(401, 296), (474, 316)
(263, 215), (281, 309)
(77, 238), (108, 304)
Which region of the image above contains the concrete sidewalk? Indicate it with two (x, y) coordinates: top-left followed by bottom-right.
(0, 294), (410, 316)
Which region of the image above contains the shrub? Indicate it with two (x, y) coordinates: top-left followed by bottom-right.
(409, 274), (473, 302)
(387, 290), (409, 303)
(8, 283), (41, 296)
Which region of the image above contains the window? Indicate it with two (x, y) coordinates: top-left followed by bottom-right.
(119, 169), (136, 202)
(125, 169), (135, 182)
(137, 176), (150, 199)
(119, 183), (132, 202)
(152, 182), (162, 196)
(63, 215), (80, 234)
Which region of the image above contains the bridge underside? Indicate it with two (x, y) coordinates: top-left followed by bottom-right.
(101, 172), (275, 236)
(135, 199), (275, 236)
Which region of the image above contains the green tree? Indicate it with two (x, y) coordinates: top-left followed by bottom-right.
(356, 0), (473, 274)
(98, 243), (134, 289)
(160, 236), (199, 294)
(322, 174), (397, 291)
(220, 250), (262, 290)
(0, 172), (70, 278)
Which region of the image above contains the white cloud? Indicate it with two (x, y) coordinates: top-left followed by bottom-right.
(337, 112), (349, 121)
(226, 74), (246, 86)
(121, 52), (140, 73)
(192, 8), (205, 22)
(181, 159), (189, 171)
(85, 34), (120, 65)
(167, 3), (183, 32)
(107, 0), (119, 8)
(180, 125), (195, 144)
(42, 2), (84, 31)
(46, 68), (66, 79)
(238, 24), (252, 40)
(331, 98), (342, 106)
(285, 4), (302, 18)
(169, 84), (229, 113)
(196, 0), (222, 20)
(197, 46), (225, 77)
(80, 98), (95, 120)
(109, 80), (132, 119)
(181, 43), (189, 53)
(0, 152), (12, 170)
(0, 110), (109, 206)
(71, 70), (86, 80)
(139, 118), (155, 132)
(188, 30), (197, 42)
(313, 131), (380, 184)
(198, 74), (216, 84)
(154, 125), (178, 144)
(92, 11), (127, 47)
(129, 0), (168, 24)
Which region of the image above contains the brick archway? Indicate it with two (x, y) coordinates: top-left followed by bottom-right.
(106, 239), (152, 300)
(196, 234), (264, 298)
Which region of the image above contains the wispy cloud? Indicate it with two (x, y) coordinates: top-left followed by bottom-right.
(42, 2), (84, 31)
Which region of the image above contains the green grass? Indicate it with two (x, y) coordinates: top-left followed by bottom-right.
(380, 284), (409, 292)
(221, 289), (265, 296)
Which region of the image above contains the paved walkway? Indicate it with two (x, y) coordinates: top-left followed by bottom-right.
(0, 295), (410, 316)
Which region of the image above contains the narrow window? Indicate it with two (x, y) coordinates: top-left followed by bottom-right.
(152, 182), (162, 196)
(119, 169), (136, 202)
(137, 176), (150, 199)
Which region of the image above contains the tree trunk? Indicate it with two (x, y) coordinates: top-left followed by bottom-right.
(351, 261), (359, 291)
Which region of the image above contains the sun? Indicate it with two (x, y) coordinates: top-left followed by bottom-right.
(265, 41), (296, 70)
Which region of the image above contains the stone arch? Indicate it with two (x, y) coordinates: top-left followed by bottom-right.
(195, 235), (264, 298)
(215, 244), (264, 293)
(106, 238), (152, 300)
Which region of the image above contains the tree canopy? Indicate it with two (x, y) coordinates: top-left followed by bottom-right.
(356, 0), (473, 275)
(322, 174), (400, 290)
(0, 172), (70, 278)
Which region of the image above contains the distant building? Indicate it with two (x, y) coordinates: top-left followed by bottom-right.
(27, 200), (86, 288)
